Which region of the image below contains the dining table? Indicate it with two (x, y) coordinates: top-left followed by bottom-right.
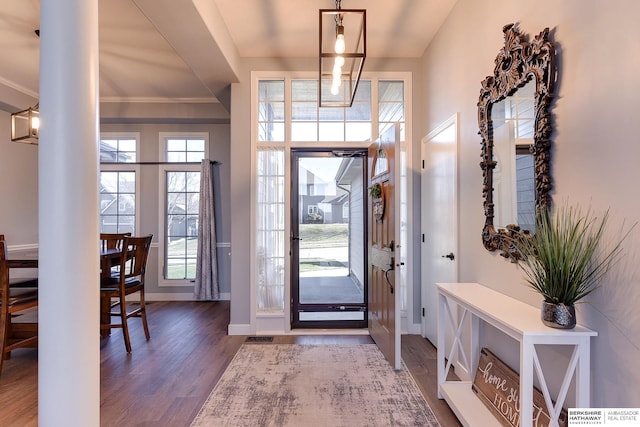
(5, 247), (123, 338)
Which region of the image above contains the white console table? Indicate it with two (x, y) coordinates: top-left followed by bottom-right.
(436, 283), (597, 427)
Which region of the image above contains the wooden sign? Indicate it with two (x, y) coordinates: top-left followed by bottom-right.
(472, 348), (567, 427)
(370, 246), (393, 272)
(372, 196), (385, 221)
(371, 185), (385, 222)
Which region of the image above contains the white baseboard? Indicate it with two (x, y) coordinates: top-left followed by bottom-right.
(144, 292), (231, 301)
(407, 322), (422, 335)
(228, 323), (252, 335)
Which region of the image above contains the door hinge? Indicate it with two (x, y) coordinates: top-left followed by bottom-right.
(422, 233), (425, 243)
(422, 159), (425, 169)
(422, 307), (425, 317)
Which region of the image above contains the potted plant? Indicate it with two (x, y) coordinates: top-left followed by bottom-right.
(510, 203), (634, 329)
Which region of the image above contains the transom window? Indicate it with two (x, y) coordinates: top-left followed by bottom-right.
(291, 80), (372, 142)
(165, 137), (206, 162)
(254, 74), (407, 141)
(379, 81), (406, 141)
(100, 136), (137, 163)
(258, 81), (285, 142)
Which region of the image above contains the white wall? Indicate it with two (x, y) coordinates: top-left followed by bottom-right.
(0, 110), (39, 245)
(419, 0), (640, 407)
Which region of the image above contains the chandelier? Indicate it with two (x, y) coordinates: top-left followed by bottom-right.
(319, 0), (366, 107)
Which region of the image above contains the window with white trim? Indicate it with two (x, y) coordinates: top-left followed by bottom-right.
(159, 133), (208, 283)
(99, 133), (139, 234)
(253, 73), (410, 314)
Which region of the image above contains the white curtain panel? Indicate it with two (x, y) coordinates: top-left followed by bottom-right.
(256, 148), (286, 312)
(194, 159), (219, 300)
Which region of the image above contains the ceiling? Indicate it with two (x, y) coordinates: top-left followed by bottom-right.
(0, 0), (456, 108)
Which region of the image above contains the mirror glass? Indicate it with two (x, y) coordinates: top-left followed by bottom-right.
(478, 24), (556, 259)
(491, 80), (536, 233)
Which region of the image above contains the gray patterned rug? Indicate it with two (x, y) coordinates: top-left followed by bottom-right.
(191, 344), (440, 427)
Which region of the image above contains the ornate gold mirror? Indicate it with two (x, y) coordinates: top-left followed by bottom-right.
(478, 24), (556, 259)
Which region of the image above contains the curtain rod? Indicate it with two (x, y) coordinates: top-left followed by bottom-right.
(100, 160), (220, 165)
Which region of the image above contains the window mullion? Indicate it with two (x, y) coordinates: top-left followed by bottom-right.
(370, 77), (380, 142)
(285, 75), (292, 143)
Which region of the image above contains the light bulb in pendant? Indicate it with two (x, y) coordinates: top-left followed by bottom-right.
(333, 62), (342, 79)
(334, 25), (345, 54)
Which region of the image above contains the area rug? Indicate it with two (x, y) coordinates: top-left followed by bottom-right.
(191, 344), (440, 427)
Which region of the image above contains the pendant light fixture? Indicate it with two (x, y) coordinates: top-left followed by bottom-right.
(11, 29), (40, 144)
(11, 103), (39, 144)
(319, 0), (366, 107)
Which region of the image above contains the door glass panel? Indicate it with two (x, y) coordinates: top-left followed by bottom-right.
(293, 153), (366, 326)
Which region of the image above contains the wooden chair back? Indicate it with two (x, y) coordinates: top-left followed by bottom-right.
(0, 234), (38, 375)
(100, 232), (131, 252)
(118, 235), (152, 282)
(1, 234), (5, 273)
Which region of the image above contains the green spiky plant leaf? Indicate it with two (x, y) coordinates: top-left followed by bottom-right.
(369, 183), (382, 199)
(510, 204), (634, 306)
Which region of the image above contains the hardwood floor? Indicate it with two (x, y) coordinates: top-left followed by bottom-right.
(0, 301), (460, 426)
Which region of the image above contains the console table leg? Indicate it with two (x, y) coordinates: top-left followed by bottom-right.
(575, 336), (591, 407)
(437, 292), (446, 399)
(520, 339), (534, 427)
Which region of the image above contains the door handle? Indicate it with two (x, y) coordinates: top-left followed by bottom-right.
(441, 252), (455, 261)
(292, 236), (302, 241)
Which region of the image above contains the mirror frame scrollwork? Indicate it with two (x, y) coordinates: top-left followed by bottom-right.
(478, 23), (556, 259)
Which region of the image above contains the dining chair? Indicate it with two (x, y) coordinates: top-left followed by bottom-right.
(100, 234), (153, 353)
(100, 232), (131, 252)
(100, 232), (131, 277)
(0, 234), (38, 376)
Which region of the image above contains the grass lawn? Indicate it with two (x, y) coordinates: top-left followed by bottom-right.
(298, 223), (348, 272)
(299, 223), (348, 248)
(166, 237), (197, 279)
(163, 225), (350, 276)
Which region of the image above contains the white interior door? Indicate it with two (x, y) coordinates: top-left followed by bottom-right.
(421, 113), (459, 345)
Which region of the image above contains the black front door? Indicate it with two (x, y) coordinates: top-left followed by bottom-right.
(291, 149), (367, 328)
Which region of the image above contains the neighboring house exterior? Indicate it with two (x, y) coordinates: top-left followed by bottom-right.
(335, 157), (365, 289)
(298, 164), (349, 224)
(99, 189), (135, 234)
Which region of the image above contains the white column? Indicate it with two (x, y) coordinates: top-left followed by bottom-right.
(38, 0), (100, 425)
